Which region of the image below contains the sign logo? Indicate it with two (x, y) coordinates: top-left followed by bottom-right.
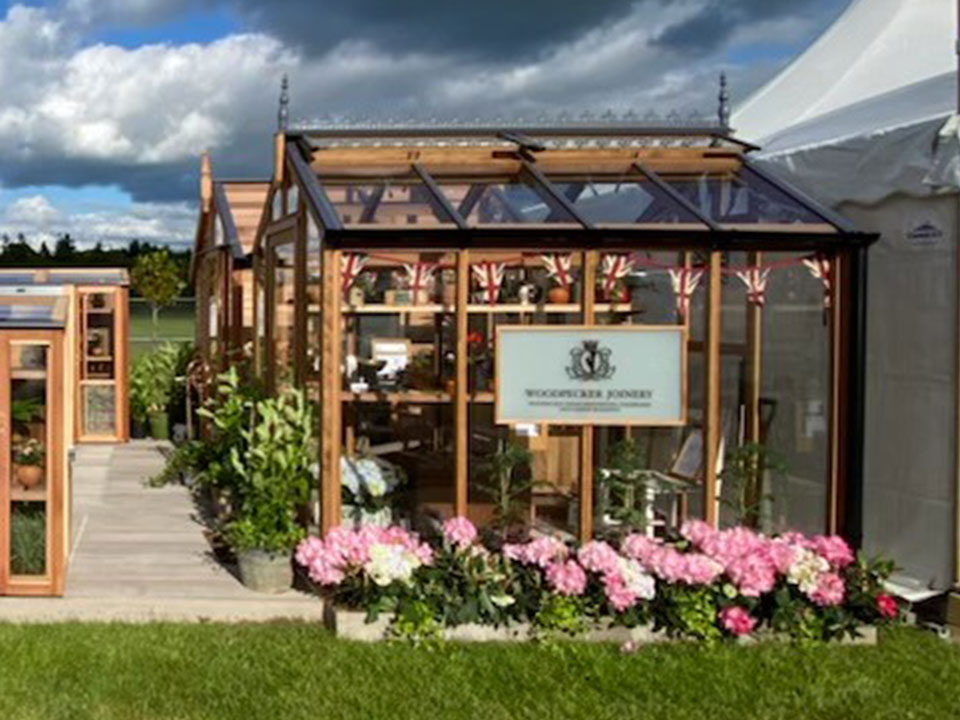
(566, 340), (615, 381)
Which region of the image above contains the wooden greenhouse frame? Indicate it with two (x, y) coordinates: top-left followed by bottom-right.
(197, 122), (877, 545)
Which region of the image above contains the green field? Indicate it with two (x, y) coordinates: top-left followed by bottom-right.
(0, 625), (954, 720)
(129, 298), (195, 359)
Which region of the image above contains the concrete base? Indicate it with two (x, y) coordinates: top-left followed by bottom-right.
(323, 602), (877, 645)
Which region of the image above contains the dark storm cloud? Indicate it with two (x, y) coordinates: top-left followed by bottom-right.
(654, 0), (846, 54)
(229, 0), (639, 60)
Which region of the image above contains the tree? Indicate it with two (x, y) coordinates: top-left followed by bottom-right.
(131, 249), (185, 341)
(54, 234), (76, 260)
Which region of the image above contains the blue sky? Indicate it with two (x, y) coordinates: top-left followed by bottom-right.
(0, 0), (850, 248)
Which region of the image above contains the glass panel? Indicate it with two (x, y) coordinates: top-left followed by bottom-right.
(435, 176), (578, 225)
(340, 252), (457, 531)
(0, 303), (58, 326)
(83, 385), (117, 436)
(662, 165), (823, 225)
(760, 254), (831, 534)
(83, 293), (116, 381)
(271, 240), (296, 391)
(548, 172), (703, 224)
(593, 251), (700, 540)
(320, 175), (456, 227)
(465, 251), (581, 539)
(10, 343), (49, 576)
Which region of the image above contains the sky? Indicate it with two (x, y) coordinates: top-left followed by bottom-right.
(0, 0), (851, 250)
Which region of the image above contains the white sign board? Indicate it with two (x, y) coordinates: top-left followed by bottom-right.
(495, 326), (687, 426)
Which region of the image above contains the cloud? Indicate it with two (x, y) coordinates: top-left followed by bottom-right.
(0, 193), (194, 249)
(0, 0), (847, 246)
(5, 195), (62, 225)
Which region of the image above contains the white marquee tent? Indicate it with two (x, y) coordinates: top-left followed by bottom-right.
(732, 0), (959, 592)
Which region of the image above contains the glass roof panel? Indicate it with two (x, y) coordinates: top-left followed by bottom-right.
(434, 176), (578, 225)
(660, 165), (822, 225)
(0, 297), (67, 328)
(319, 175), (456, 227)
(545, 170), (703, 225)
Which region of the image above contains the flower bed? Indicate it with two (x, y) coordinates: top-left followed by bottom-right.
(296, 518), (899, 644)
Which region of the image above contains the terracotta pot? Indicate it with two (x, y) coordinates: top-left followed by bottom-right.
(444, 379), (456, 396)
(548, 286), (571, 304)
(15, 464), (44, 490)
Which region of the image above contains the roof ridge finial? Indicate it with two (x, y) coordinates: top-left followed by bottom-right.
(278, 74), (290, 132)
(718, 72), (730, 129)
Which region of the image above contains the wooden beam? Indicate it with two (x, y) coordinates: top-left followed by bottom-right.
(704, 251), (723, 528)
(455, 250), (469, 517)
(827, 252), (843, 535)
(579, 250), (598, 541)
(320, 248), (343, 533)
(293, 199), (308, 387)
(744, 251), (762, 526)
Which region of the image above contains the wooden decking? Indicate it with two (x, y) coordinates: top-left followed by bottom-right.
(0, 441), (324, 622)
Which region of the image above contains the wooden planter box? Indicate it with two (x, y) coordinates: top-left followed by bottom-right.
(321, 601), (877, 645)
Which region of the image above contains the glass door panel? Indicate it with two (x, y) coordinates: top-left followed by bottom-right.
(9, 342), (49, 577)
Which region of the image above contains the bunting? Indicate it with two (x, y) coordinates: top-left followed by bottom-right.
(600, 254), (635, 295)
(540, 253), (574, 288)
(341, 253), (368, 294)
(668, 267), (704, 320)
(402, 262), (437, 293)
(802, 255), (832, 309)
(736, 267), (771, 306)
(471, 261), (506, 305)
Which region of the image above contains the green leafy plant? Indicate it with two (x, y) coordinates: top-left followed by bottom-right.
(720, 443), (786, 528)
(223, 386), (314, 553)
(12, 397), (43, 429)
(597, 437), (652, 533)
(11, 504), (45, 575)
(472, 439), (534, 535)
(132, 343), (181, 415)
(131, 250), (186, 341)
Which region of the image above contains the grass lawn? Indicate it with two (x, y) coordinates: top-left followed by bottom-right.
(129, 299), (195, 360)
(0, 625), (956, 720)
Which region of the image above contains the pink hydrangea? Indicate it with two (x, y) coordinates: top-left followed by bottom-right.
(504, 535), (569, 567)
(725, 553), (777, 597)
(443, 516), (477, 548)
(621, 534), (663, 566)
(545, 560), (587, 596)
(295, 524), (433, 587)
(767, 539), (800, 574)
(577, 540), (621, 575)
(719, 606), (757, 636)
(602, 558), (656, 612)
(680, 519), (716, 548)
(809, 572), (845, 607)
(812, 535), (855, 569)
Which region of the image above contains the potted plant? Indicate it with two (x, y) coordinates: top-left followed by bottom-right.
(341, 454), (404, 527)
(226, 387), (313, 593)
(12, 438), (45, 490)
(472, 439), (534, 537)
(137, 344), (179, 440)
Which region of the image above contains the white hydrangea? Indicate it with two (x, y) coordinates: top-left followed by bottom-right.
(364, 543), (422, 586)
(618, 557), (656, 600)
(341, 457), (400, 499)
(787, 548), (830, 594)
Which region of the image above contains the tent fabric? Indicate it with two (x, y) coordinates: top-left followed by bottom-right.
(752, 73), (958, 206)
(729, 0), (960, 589)
(733, 0), (957, 144)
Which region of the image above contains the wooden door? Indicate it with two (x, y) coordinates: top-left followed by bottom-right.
(0, 331), (65, 596)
